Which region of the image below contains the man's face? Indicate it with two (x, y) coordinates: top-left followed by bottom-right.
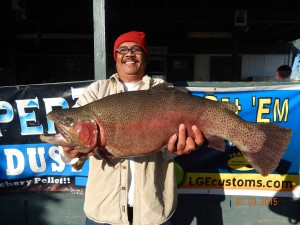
(115, 42), (147, 82)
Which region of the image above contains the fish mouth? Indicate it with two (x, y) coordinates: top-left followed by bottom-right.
(40, 132), (74, 147)
(56, 125), (73, 143)
(40, 123), (74, 147)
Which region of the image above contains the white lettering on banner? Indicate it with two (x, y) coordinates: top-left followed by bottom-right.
(4, 149), (25, 175)
(3, 146), (66, 176)
(0, 176), (71, 188)
(27, 147), (46, 172)
(0, 101), (14, 137)
(48, 146), (65, 172)
(0, 179), (32, 187)
(0, 95), (75, 137)
(15, 97), (43, 135)
(33, 177), (71, 185)
(71, 87), (85, 100)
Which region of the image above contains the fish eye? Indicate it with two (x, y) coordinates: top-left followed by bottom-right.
(63, 117), (74, 126)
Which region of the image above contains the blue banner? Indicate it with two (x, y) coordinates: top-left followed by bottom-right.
(0, 82), (299, 197)
(176, 84), (300, 197)
(0, 81), (91, 194)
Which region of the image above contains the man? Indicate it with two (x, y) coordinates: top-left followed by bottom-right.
(62, 31), (204, 225)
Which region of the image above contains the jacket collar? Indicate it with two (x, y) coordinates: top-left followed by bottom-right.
(109, 73), (152, 90)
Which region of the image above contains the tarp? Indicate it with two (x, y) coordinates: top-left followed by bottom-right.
(0, 81), (299, 197)
(291, 53), (300, 81)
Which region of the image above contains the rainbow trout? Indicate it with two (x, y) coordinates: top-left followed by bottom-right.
(40, 84), (292, 176)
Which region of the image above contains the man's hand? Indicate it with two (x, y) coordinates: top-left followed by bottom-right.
(166, 124), (204, 155)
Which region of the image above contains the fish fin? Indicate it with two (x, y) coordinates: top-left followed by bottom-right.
(150, 83), (172, 91)
(70, 150), (116, 170)
(220, 101), (238, 113)
(71, 157), (88, 171)
(150, 83), (189, 93)
(237, 123), (292, 176)
(206, 135), (226, 151)
(93, 148), (115, 167)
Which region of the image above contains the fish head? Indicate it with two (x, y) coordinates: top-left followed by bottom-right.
(40, 108), (99, 153)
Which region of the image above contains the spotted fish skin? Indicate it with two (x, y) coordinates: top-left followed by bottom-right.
(40, 84), (292, 176)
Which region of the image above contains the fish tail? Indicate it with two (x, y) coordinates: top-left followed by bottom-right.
(239, 123), (292, 176)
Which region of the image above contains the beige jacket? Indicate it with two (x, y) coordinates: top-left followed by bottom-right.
(75, 74), (177, 225)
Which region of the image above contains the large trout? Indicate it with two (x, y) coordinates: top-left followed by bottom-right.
(40, 84), (292, 176)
